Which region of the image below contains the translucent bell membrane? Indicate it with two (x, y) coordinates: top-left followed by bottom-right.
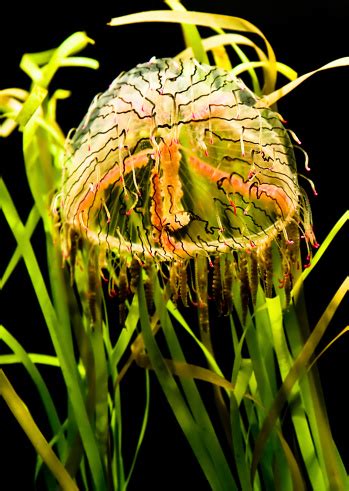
(62, 58), (299, 260)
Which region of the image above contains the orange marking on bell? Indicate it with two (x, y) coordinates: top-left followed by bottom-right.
(71, 151), (151, 229)
(149, 167), (163, 243)
(188, 154), (295, 218)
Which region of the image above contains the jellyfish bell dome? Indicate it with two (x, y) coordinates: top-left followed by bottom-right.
(61, 57), (301, 263)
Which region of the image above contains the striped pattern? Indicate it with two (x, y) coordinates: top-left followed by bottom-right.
(61, 58), (300, 260)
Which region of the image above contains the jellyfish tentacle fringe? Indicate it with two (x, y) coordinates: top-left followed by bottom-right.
(58, 57), (318, 321)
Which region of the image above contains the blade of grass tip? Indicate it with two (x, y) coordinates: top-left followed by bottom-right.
(137, 277), (230, 491)
(0, 370), (78, 491)
(124, 369), (150, 488)
(166, 300), (225, 379)
(165, 0), (209, 64)
(251, 277), (349, 485)
(108, 10), (277, 93)
(309, 326), (349, 371)
(256, 57), (349, 108)
(293, 210), (349, 300)
(59, 57), (99, 70)
(1, 204), (40, 289)
(40, 32), (96, 88)
(111, 294), (140, 368)
(0, 180), (107, 489)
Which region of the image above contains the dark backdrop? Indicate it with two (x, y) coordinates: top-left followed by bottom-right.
(1, 1), (349, 489)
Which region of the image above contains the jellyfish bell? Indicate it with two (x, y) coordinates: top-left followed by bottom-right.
(59, 57), (316, 312)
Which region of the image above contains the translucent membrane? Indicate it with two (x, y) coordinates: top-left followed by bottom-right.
(61, 58), (300, 261)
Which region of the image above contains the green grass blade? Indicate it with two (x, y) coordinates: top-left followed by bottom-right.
(257, 58), (349, 107)
(230, 391), (252, 491)
(108, 10), (277, 93)
(1, 179), (107, 489)
(15, 85), (47, 129)
(1, 204), (40, 288)
(293, 210), (349, 296)
(152, 282), (237, 489)
(22, 32), (97, 88)
(166, 300), (225, 379)
(0, 353), (60, 367)
(252, 277), (349, 485)
(165, 0), (209, 63)
(111, 294), (140, 367)
(0, 370), (78, 490)
(0, 325), (64, 455)
(266, 297), (326, 489)
(59, 56), (99, 70)
(309, 326), (349, 370)
(124, 369), (150, 488)
(137, 276), (233, 491)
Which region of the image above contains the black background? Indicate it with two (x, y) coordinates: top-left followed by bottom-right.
(1, 1), (349, 489)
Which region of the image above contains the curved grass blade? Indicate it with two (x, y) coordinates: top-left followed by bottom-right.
(20, 32), (97, 89)
(137, 276), (237, 491)
(111, 294), (140, 368)
(137, 355), (236, 392)
(124, 369), (150, 489)
(230, 391), (252, 491)
(166, 300), (225, 380)
(15, 85), (47, 129)
(0, 370), (78, 490)
(1, 205), (40, 288)
(153, 276), (237, 489)
(0, 325), (64, 455)
(257, 58), (349, 107)
(252, 277), (349, 486)
(266, 298), (326, 488)
(276, 432), (306, 491)
(0, 353), (60, 367)
(108, 10), (277, 93)
(1, 179), (107, 489)
(165, 0), (209, 64)
(309, 325), (349, 371)
(293, 210), (349, 296)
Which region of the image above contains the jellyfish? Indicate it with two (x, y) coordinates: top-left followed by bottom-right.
(59, 57), (317, 326)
